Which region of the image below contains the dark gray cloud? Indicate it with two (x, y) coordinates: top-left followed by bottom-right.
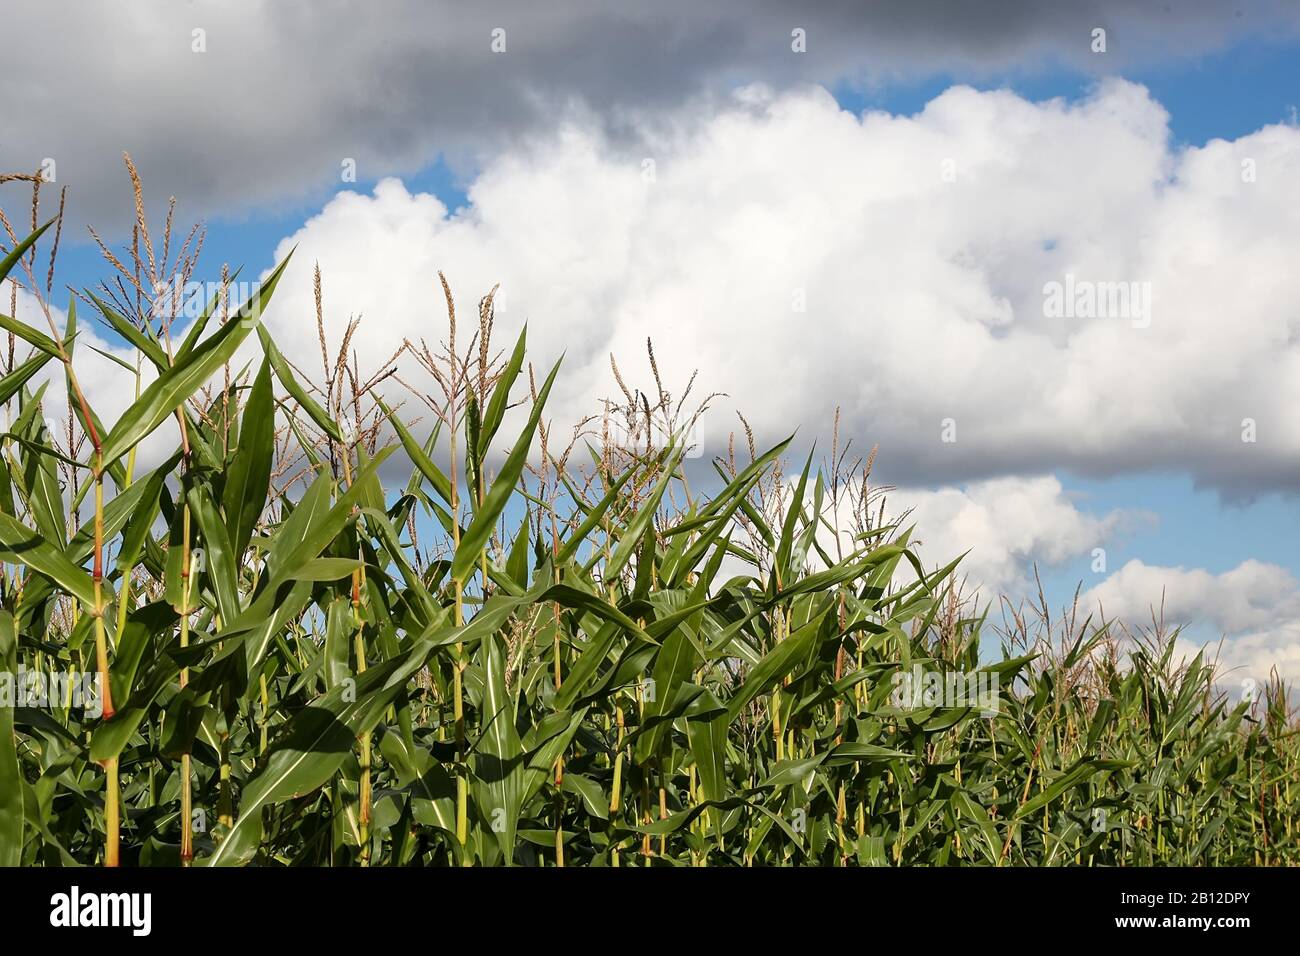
(3, 0), (1297, 234)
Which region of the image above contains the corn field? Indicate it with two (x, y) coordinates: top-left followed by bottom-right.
(0, 176), (1296, 868)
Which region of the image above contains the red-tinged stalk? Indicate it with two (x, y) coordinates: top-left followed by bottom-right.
(60, 343), (118, 867)
(30, 286), (115, 863)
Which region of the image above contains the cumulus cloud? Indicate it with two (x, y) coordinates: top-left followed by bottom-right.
(4, 1), (1298, 230)
(1084, 558), (1300, 634)
(1082, 559), (1300, 685)
(241, 80), (1300, 495)
(889, 475), (1147, 595)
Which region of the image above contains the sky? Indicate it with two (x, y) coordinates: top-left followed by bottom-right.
(3, 1), (1300, 690)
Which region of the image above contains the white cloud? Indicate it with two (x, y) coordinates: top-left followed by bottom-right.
(1083, 559), (1300, 686)
(889, 475), (1146, 596)
(1084, 558), (1300, 634)
(248, 79), (1300, 495)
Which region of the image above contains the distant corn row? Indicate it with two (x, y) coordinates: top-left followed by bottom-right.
(0, 178), (1295, 866)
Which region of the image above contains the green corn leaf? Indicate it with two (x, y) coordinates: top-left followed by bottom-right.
(89, 707), (150, 763)
(87, 293), (169, 371)
(263, 446), (393, 587)
(205, 627), (443, 866)
(601, 441), (685, 581)
(222, 356), (275, 556)
(0, 350), (54, 406)
(452, 357), (560, 585)
(377, 395), (452, 505)
(0, 317), (63, 364)
(554, 462), (638, 565)
(19, 413), (66, 547)
(0, 511), (96, 607)
(684, 685), (729, 841)
(97, 253), (292, 470)
(0, 220), (53, 287)
(109, 601), (176, 708)
(175, 270), (241, 362)
(255, 320), (342, 443)
(726, 607), (828, 721)
(635, 626), (701, 763)
(472, 632), (524, 861)
(477, 324), (527, 461)
(187, 481), (241, 624)
(506, 510), (530, 589)
(1015, 758), (1129, 819)
(322, 597), (352, 690)
(773, 447), (814, 589)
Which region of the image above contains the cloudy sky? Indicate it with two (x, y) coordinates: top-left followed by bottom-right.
(4, 1), (1300, 688)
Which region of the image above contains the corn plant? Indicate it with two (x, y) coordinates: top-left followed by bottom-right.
(0, 190), (1295, 867)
